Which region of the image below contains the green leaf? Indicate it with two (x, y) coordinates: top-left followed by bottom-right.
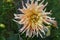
(0, 36), (6, 40)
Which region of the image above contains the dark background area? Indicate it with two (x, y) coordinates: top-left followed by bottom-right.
(0, 0), (60, 40)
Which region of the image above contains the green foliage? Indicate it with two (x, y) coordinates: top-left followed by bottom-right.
(0, 0), (60, 40)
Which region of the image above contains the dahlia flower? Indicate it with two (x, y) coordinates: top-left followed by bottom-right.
(14, 0), (57, 38)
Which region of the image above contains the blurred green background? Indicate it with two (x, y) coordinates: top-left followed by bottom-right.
(0, 0), (60, 40)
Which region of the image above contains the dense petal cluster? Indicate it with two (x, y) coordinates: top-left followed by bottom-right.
(14, 0), (57, 38)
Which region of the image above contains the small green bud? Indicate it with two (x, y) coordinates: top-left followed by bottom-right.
(0, 24), (5, 28)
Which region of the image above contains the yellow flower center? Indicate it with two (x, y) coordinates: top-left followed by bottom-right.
(25, 8), (42, 24)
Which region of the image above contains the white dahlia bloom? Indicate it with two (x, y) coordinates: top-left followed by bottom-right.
(14, 0), (57, 38)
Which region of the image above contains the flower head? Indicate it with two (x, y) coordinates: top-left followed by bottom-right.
(14, 0), (57, 38)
